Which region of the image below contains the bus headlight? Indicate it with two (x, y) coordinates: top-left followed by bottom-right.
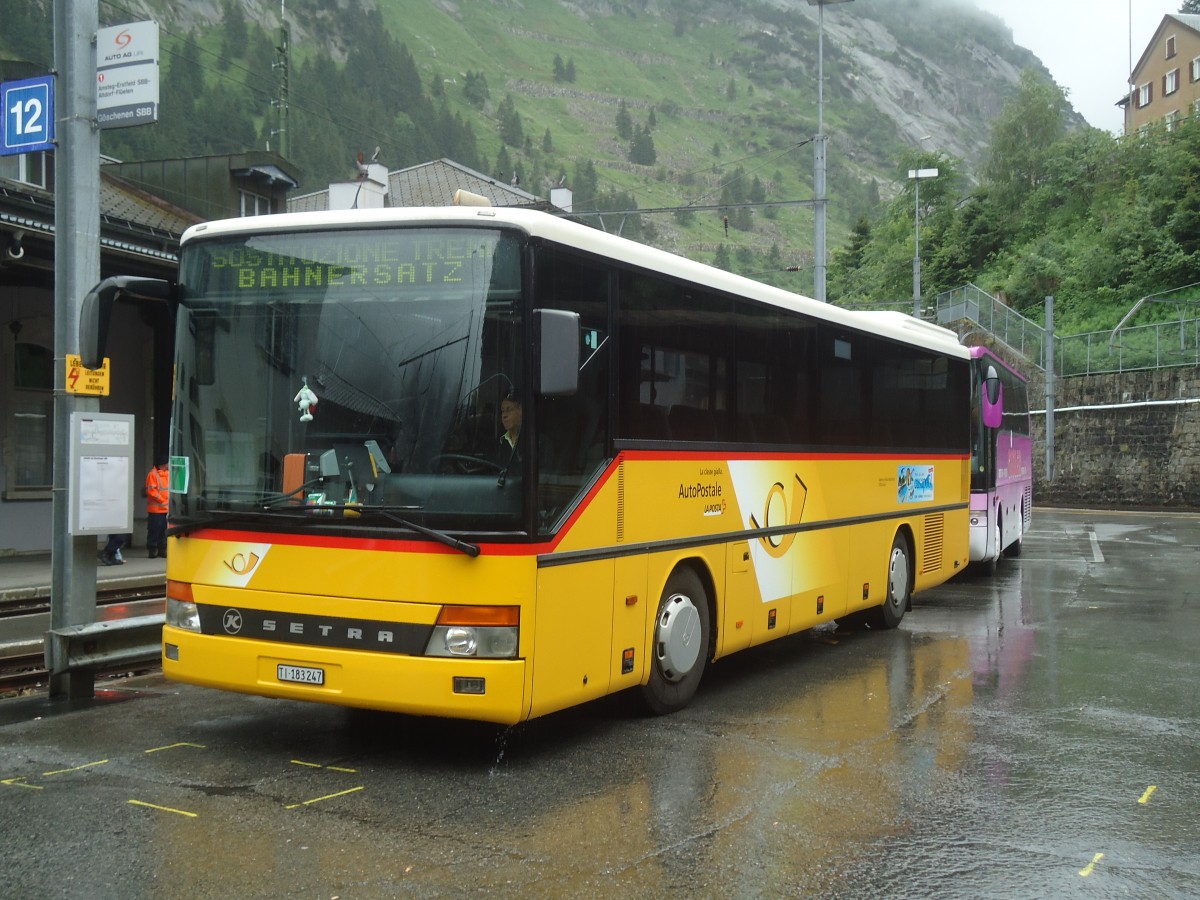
(166, 596), (201, 632)
(424, 606), (519, 659)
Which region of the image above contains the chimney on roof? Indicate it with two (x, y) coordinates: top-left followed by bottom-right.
(328, 154), (389, 210)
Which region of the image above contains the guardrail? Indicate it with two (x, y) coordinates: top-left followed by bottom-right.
(44, 615), (164, 676)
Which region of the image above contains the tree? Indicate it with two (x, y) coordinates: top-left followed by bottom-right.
(713, 244), (731, 271)
(615, 100), (633, 140)
(1182, 1), (1200, 13)
(462, 71), (489, 107)
(629, 125), (657, 165)
(565, 58), (576, 83)
(984, 69), (1069, 213)
(553, 54), (566, 82)
(219, 0), (248, 69)
(498, 93), (524, 147)
(542, 128), (553, 153)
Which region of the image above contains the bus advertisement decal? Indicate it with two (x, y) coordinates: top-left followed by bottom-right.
(897, 465), (934, 503)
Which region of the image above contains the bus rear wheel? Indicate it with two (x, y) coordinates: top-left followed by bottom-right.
(869, 533), (911, 629)
(641, 567), (710, 715)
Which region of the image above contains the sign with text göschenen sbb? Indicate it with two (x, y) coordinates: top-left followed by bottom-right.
(2, 75), (55, 156)
(96, 21), (159, 129)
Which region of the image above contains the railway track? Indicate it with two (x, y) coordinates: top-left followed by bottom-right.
(0, 587), (165, 698)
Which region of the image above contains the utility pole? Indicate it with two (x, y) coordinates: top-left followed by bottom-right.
(807, 0), (853, 303)
(272, 0), (290, 157)
(50, 0), (101, 699)
(1045, 295), (1055, 483)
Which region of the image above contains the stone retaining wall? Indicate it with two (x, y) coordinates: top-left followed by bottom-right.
(1028, 367), (1200, 508)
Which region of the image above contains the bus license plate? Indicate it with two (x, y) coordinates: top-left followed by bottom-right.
(277, 664), (325, 686)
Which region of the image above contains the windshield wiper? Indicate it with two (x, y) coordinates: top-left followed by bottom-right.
(347, 505), (480, 557)
(169, 503), (479, 557)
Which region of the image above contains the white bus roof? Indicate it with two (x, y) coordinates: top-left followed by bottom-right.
(182, 206), (969, 359)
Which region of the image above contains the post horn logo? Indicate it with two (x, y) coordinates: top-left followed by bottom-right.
(224, 550), (262, 576)
(749, 474), (808, 559)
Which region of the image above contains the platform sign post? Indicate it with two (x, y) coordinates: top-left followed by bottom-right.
(1, 74), (56, 155)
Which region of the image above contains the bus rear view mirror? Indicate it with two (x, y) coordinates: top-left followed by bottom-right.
(535, 308), (580, 396)
(981, 365), (1003, 429)
(79, 276), (175, 369)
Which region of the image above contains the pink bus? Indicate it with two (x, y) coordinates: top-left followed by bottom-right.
(969, 347), (1032, 572)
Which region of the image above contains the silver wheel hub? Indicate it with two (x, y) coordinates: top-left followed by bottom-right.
(656, 593), (701, 682)
(889, 548), (909, 605)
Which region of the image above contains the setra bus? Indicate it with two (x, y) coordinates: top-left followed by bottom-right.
(79, 206), (973, 724)
(968, 346), (1032, 571)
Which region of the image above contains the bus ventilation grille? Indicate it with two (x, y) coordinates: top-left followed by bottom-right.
(617, 461), (625, 543)
(921, 513), (945, 574)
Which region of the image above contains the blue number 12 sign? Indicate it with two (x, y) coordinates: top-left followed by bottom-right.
(2, 75), (55, 156)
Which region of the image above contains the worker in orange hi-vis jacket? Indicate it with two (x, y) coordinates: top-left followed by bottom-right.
(145, 455), (170, 559)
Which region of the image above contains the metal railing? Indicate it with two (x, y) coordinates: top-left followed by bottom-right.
(935, 285), (1050, 369)
(1059, 318), (1200, 374)
(935, 285), (1200, 376)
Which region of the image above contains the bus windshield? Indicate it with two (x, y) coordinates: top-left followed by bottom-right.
(170, 226), (528, 533)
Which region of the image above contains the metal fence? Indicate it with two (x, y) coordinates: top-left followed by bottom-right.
(934, 285), (1200, 377)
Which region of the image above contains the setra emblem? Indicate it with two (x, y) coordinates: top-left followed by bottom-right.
(222, 609), (243, 634)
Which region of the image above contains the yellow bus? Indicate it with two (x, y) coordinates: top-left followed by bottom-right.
(81, 207), (971, 724)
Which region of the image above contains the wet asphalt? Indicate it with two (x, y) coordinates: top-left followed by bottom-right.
(1, 508), (1197, 898)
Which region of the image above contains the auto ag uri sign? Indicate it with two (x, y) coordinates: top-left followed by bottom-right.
(96, 21), (159, 129)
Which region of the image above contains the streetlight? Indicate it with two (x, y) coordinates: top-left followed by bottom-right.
(908, 167), (938, 318)
(807, 0), (853, 303)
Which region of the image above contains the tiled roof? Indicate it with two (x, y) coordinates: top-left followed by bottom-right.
(288, 158), (547, 212)
(100, 172), (202, 236)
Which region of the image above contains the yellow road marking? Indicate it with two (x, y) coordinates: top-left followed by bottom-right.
(292, 760), (358, 773)
(1138, 785), (1157, 804)
(43, 760), (108, 776)
(285, 785), (364, 809)
(129, 799), (198, 818)
(1079, 853), (1104, 877)
(145, 742), (206, 754)
(2, 776), (43, 790)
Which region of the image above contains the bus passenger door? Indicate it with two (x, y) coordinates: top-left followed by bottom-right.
(530, 560), (615, 718)
(721, 541), (755, 657)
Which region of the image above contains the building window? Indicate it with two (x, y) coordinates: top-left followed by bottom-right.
(5, 320), (54, 497)
(0, 152), (47, 188)
(1166, 110), (1181, 132)
(1192, 56), (1200, 82)
(1165, 68), (1180, 96)
(1138, 82), (1153, 108)
(1193, 98), (1200, 118)
(1167, 34), (1177, 58)
(239, 190), (271, 216)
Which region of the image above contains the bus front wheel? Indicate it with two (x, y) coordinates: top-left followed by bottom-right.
(869, 533), (912, 629)
(641, 567), (710, 715)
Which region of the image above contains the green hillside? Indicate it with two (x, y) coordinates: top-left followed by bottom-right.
(0, 0), (1036, 297)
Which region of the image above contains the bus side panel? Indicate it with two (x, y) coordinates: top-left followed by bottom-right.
(612, 553), (651, 687)
(530, 559), (615, 719)
(782, 530), (849, 637)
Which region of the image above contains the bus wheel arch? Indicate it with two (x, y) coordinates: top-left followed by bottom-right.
(869, 527), (913, 629)
(641, 562), (714, 715)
